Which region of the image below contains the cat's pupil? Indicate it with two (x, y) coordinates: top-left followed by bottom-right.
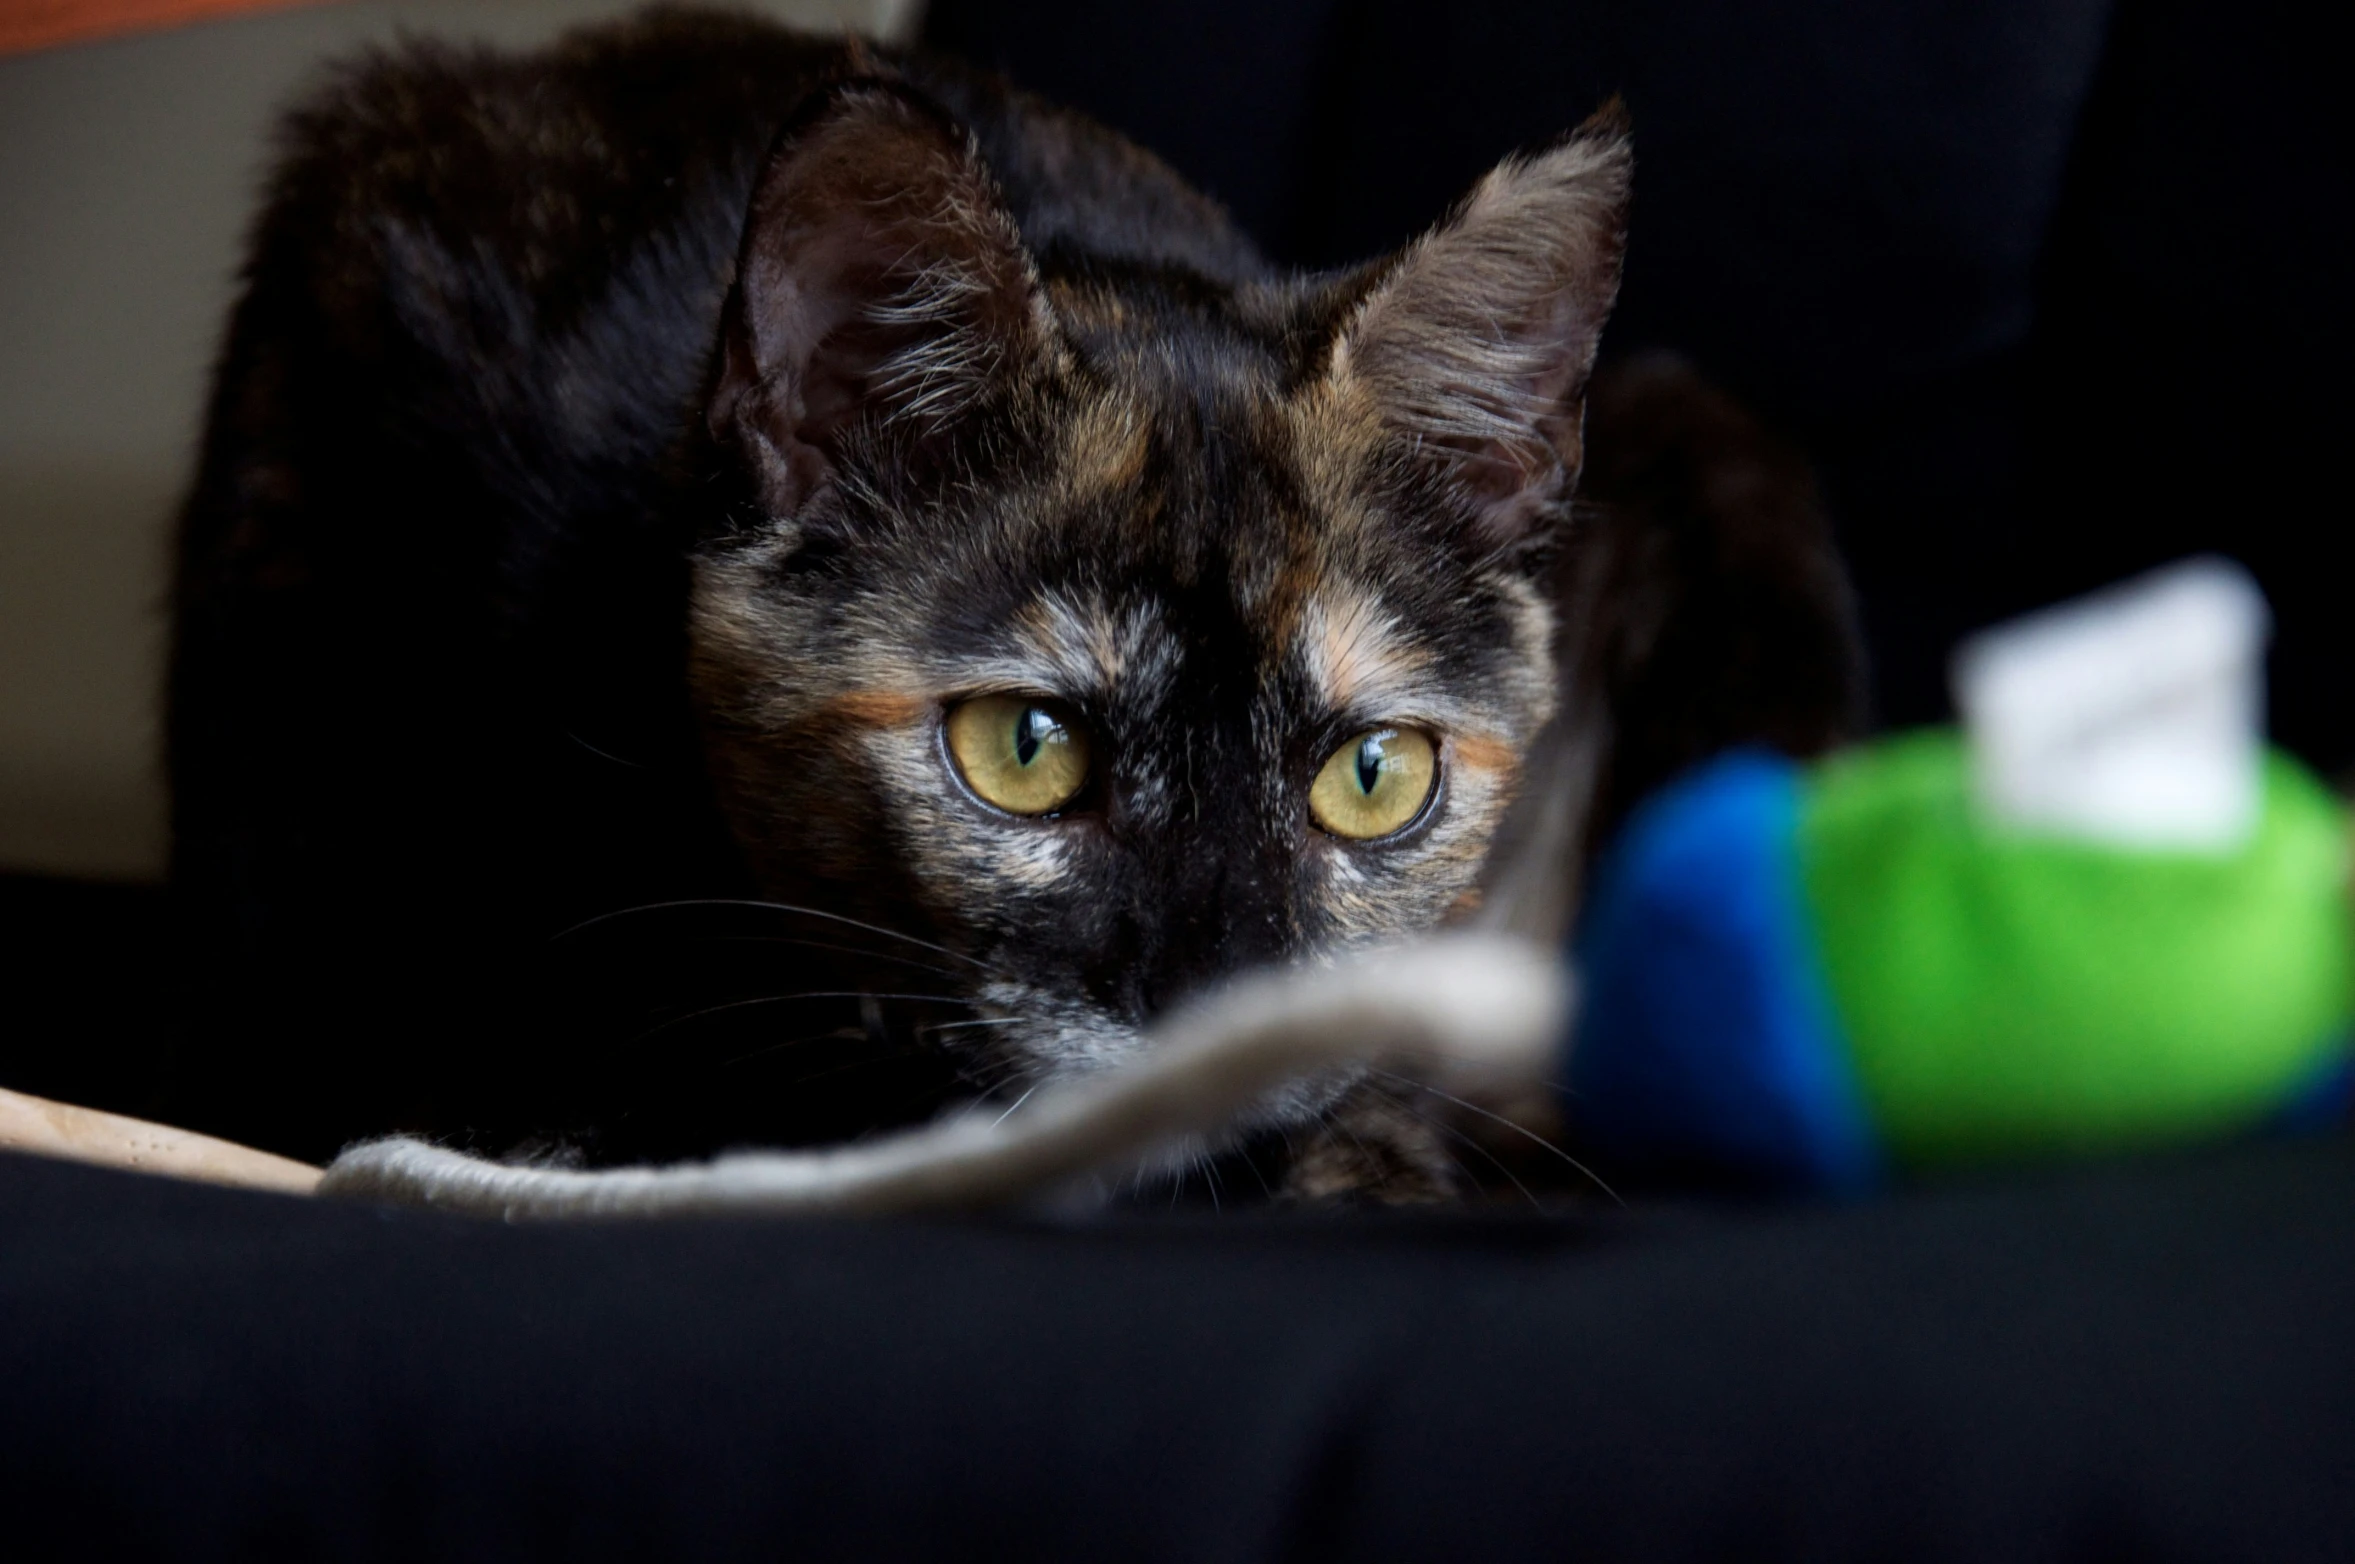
(1014, 707), (1052, 767)
(1355, 734), (1387, 795)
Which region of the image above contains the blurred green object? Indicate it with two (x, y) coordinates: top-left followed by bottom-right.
(1802, 731), (2355, 1168)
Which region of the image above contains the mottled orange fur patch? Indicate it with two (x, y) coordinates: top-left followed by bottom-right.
(825, 689), (933, 728)
(1062, 393), (1152, 497)
(1450, 732), (1519, 776)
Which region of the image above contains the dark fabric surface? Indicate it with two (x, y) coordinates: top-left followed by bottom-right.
(925, 0), (2354, 760)
(6, 1141), (2354, 1560)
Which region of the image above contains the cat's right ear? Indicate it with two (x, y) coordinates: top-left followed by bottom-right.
(708, 82), (1052, 521)
(1326, 109), (1631, 554)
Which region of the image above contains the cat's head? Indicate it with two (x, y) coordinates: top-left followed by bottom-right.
(690, 81), (1626, 1100)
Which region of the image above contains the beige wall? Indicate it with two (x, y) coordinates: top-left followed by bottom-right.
(0, 0), (920, 880)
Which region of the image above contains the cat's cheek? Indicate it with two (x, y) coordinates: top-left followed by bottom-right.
(844, 722), (987, 908)
(1427, 759), (1523, 918)
(980, 993), (1150, 1085)
(1440, 731), (1523, 846)
(854, 720), (1092, 929)
(972, 826), (1081, 895)
(1307, 735), (1519, 939)
(1491, 574), (1562, 734)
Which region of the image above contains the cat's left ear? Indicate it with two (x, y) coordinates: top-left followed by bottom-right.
(709, 81), (1053, 520)
(1329, 109), (1631, 549)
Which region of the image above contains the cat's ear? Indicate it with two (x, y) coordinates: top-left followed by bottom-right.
(1330, 110), (1630, 549)
(709, 81), (1052, 519)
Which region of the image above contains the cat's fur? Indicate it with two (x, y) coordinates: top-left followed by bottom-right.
(168, 8), (1858, 1197)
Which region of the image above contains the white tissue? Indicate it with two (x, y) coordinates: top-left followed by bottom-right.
(1951, 556), (2270, 850)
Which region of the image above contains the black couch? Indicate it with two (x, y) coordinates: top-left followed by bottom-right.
(6, 0), (2352, 1555)
(9, 1139), (2355, 1559)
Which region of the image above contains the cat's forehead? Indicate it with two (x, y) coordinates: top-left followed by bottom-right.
(848, 274), (1530, 725)
(1045, 269), (1306, 379)
(958, 574), (1449, 725)
(918, 397), (1483, 726)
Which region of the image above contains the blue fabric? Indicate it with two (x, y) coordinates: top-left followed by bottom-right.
(1570, 751), (1881, 1192)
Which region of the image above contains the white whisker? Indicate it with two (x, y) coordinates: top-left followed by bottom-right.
(1366, 1067), (1620, 1207)
(989, 1084), (1040, 1127)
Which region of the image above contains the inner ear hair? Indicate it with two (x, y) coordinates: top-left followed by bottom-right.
(708, 79), (1052, 520)
(1333, 105), (1631, 548)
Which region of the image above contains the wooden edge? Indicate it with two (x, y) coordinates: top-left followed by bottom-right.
(0, 0), (322, 58)
(0, 1086), (322, 1194)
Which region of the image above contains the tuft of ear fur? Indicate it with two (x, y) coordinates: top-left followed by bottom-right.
(1335, 108), (1631, 548)
(708, 80), (1052, 519)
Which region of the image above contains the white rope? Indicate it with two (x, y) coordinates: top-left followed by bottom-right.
(319, 933), (1569, 1220)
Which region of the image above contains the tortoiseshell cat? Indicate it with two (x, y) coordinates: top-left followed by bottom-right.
(168, 9), (1858, 1196)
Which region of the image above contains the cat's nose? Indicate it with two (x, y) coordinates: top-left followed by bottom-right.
(1124, 858), (1292, 1021)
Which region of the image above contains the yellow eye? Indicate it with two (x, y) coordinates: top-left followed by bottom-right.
(1309, 727), (1437, 840)
(944, 695), (1091, 816)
